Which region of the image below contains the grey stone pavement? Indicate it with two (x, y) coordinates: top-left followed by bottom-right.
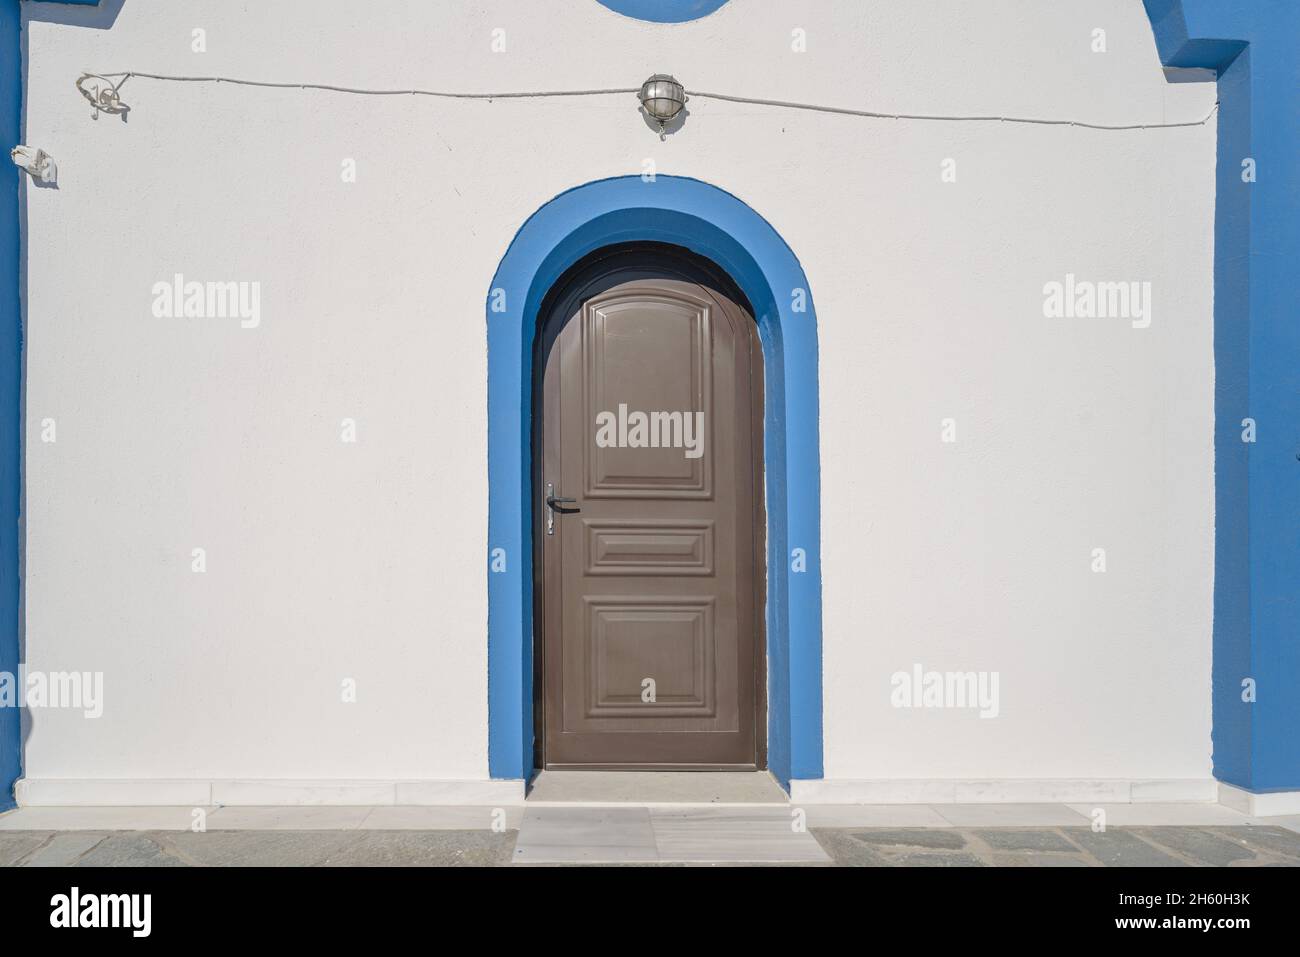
(3, 825), (1299, 867)
(812, 825), (1300, 867)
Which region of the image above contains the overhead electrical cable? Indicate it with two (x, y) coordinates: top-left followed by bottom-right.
(77, 71), (1219, 131)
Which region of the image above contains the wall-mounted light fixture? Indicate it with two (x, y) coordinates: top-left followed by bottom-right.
(638, 74), (686, 139)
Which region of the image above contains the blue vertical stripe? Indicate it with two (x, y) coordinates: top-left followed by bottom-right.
(1144, 0), (1300, 792)
(0, 0), (24, 812)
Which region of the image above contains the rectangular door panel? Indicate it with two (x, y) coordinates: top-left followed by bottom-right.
(584, 519), (715, 576)
(584, 296), (713, 498)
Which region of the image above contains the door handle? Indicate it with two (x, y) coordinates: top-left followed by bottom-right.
(545, 483), (579, 535)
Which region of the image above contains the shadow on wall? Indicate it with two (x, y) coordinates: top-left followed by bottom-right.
(26, 0), (125, 30)
(20, 702), (30, 775)
(640, 105), (689, 138)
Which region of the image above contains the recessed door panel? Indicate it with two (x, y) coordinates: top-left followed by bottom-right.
(585, 294), (713, 497)
(584, 519), (715, 576)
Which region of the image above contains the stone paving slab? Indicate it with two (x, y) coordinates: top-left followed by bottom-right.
(852, 828), (967, 850)
(0, 833), (49, 866)
(814, 826), (1300, 867)
(1061, 828), (1188, 867)
(809, 829), (892, 866)
(1130, 826), (1257, 866)
(319, 831), (515, 867)
(513, 806), (830, 864)
(512, 807), (657, 864)
(989, 852), (1090, 867)
(75, 834), (187, 868)
(890, 851), (988, 867)
(976, 829), (1078, 852)
(648, 808), (830, 863)
(1219, 824), (1300, 858)
(21, 833), (106, 867)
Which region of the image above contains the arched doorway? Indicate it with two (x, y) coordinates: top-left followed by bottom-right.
(486, 176), (822, 788)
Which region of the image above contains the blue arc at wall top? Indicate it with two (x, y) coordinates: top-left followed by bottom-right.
(597, 0), (730, 23)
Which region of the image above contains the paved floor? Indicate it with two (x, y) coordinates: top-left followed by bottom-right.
(2, 805), (1299, 866)
(813, 825), (1300, 867)
(2, 823), (1299, 866)
(0, 829), (517, 867)
(4, 790), (1300, 866)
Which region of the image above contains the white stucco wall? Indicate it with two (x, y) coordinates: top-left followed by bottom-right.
(18, 0), (1215, 796)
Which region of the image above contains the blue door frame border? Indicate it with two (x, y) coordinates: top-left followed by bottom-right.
(486, 176), (823, 787)
(2, 2), (1296, 808)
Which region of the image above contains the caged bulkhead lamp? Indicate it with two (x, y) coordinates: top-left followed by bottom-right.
(638, 74), (686, 139)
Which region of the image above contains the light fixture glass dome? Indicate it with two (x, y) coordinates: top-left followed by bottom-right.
(639, 74), (686, 124)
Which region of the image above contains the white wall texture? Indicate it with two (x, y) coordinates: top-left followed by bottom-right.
(18, 0), (1216, 796)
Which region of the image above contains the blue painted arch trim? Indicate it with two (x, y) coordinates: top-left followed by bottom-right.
(595, 1), (729, 24)
(486, 176), (823, 786)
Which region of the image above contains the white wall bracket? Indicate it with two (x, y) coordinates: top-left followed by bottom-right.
(10, 145), (57, 185)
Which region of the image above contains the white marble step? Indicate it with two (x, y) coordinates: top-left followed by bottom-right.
(512, 805), (830, 864)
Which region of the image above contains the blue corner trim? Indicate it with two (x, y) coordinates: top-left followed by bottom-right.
(486, 176), (823, 786)
(4, 0), (107, 812)
(596, 1), (729, 24)
(1142, 1), (1300, 792)
(1, 0), (22, 813)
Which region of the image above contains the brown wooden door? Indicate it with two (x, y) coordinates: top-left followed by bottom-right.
(536, 247), (763, 769)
